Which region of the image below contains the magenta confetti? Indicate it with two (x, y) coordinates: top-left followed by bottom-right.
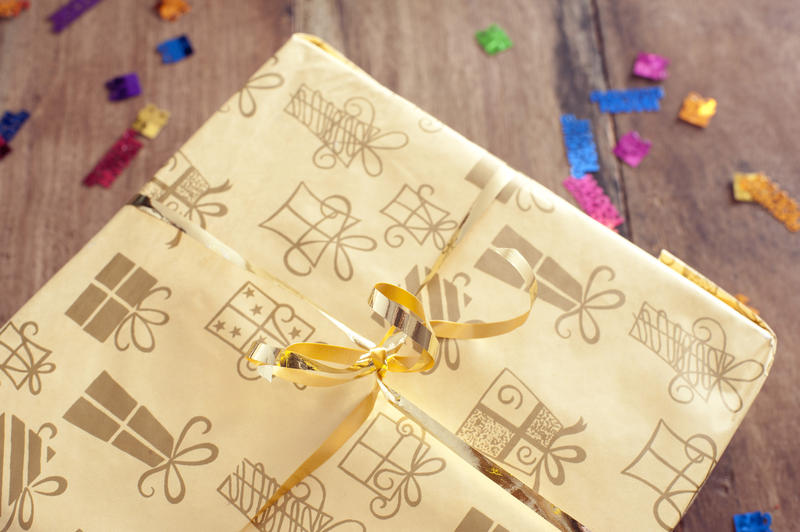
(632, 52), (669, 81)
(613, 131), (652, 168)
(563, 174), (624, 230)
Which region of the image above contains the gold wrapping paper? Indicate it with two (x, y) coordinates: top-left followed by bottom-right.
(1, 34), (774, 531)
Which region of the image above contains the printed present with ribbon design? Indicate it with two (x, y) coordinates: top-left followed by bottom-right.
(0, 34), (775, 531)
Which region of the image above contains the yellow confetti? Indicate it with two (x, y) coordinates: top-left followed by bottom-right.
(132, 104), (170, 140)
(679, 92), (717, 128)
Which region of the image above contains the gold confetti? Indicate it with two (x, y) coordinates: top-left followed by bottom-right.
(679, 92), (717, 128)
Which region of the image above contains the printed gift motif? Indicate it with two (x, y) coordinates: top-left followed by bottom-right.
(260, 182), (378, 282)
(219, 56), (285, 117)
(622, 419), (717, 531)
(464, 155), (555, 213)
(0, 321), (53, 396)
(629, 302), (765, 413)
(65, 253), (171, 352)
(401, 265), (473, 374)
(206, 281), (315, 380)
(456, 369), (587, 492)
(0, 413), (67, 532)
(475, 225), (625, 344)
(217, 458), (366, 531)
(339, 413), (446, 520)
(284, 84), (409, 177)
(381, 184), (458, 250)
(454, 507), (509, 532)
(143, 151), (232, 248)
(63, 371), (218, 504)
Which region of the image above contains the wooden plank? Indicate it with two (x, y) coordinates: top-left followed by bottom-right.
(594, 1), (799, 530)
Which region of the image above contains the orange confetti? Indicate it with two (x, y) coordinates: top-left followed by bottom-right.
(735, 294), (759, 315)
(738, 173), (800, 232)
(0, 0), (28, 18)
(156, 0), (190, 21)
(679, 92), (717, 128)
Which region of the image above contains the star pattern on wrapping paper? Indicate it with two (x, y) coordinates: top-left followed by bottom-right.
(212, 320), (225, 332)
(250, 305), (263, 316)
(230, 327), (242, 338)
(289, 327), (302, 339)
(243, 287), (255, 298)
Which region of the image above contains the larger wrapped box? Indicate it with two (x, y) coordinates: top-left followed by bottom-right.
(1, 34), (774, 531)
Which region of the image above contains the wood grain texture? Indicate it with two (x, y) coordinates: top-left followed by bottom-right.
(0, 1), (796, 530)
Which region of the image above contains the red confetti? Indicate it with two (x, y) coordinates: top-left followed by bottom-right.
(83, 129), (142, 188)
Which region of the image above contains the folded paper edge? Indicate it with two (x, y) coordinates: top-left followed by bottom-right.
(659, 249), (777, 375)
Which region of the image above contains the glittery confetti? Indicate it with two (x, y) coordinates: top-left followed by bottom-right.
(0, 109), (29, 143)
(632, 52), (669, 81)
(613, 131), (651, 168)
(0, 0), (29, 18)
(105, 73), (142, 101)
(0, 138), (10, 160)
(733, 172), (761, 202)
(156, 0), (190, 21)
(679, 92), (717, 127)
(734, 294), (760, 315)
(563, 174), (624, 231)
(475, 24), (512, 55)
(561, 114), (599, 178)
(132, 104), (170, 139)
(48, 0), (104, 33)
(83, 129), (143, 188)
(590, 87), (664, 113)
(157, 35), (194, 64)
(735, 172), (799, 232)
(733, 511), (772, 532)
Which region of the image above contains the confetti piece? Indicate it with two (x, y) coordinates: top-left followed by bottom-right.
(590, 87), (664, 113)
(561, 114), (600, 178)
(105, 73), (142, 102)
(0, 0), (29, 18)
(613, 130), (651, 168)
(735, 172), (800, 232)
(475, 24), (512, 55)
(734, 294), (759, 315)
(157, 35), (193, 64)
(563, 174), (624, 230)
(733, 511), (772, 532)
(0, 138), (10, 160)
(0, 109), (29, 142)
(679, 91), (717, 127)
(733, 172), (760, 202)
(156, 0), (190, 21)
(48, 0), (104, 33)
(132, 103), (170, 139)
(632, 52), (669, 81)
(83, 129), (142, 188)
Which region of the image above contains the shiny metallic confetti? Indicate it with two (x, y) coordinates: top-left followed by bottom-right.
(613, 131), (651, 168)
(132, 104), (170, 139)
(679, 92), (717, 127)
(0, 109), (29, 142)
(733, 172), (760, 202)
(734, 172), (800, 232)
(475, 24), (512, 55)
(590, 87), (664, 113)
(733, 511), (772, 532)
(48, 0), (104, 33)
(83, 129), (143, 188)
(156, 0), (190, 21)
(632, 52), (669, 81)
(561, 114), (599, 178)
(563, 174), (624, 231)
(156, 35), (193, 64)
(0, 0), (28, 18)
(0, 138), (10, 160)
(105, 73), (142, 101)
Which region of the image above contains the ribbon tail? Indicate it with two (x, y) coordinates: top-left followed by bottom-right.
(241, 382), (380, 531)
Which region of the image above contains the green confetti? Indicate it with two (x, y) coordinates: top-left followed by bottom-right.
(475, 24), (513, 55)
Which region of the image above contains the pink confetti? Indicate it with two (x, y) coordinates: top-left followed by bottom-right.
(563, 174), (624, 231)
(613, 131), (651, 167)
(632, 52), (669, 81)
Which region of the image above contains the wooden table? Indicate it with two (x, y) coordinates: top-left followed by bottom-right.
(1, 1), (796, 530)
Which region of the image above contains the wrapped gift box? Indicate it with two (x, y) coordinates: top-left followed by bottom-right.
(1, 34), (774, 532)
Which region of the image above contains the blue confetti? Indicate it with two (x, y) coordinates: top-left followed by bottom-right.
(590, 87), (665, 113)
(0, 110), (30, 142)
(560, 114), (599, 178)
(734, 511), (772, 532)
(157, 35), (194, 64)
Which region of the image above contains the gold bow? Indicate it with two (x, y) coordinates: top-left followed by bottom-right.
(243, 246), (538, 525)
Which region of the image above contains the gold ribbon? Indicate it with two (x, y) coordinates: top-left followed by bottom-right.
(243, 246), (538, 527)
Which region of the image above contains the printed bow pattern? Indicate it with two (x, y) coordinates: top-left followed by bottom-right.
(219, 56), (285, 117)
(0, 321), (54, 396)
